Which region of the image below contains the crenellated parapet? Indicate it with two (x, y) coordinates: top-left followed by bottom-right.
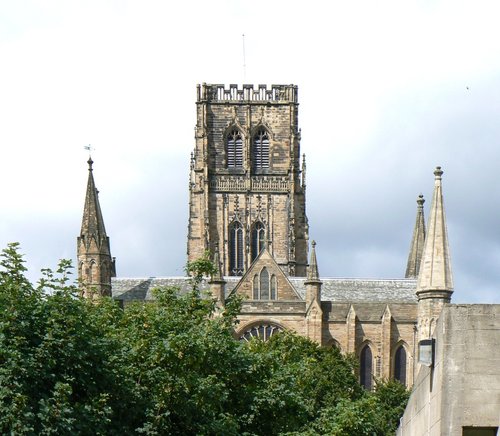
(197, 83), (298, 104)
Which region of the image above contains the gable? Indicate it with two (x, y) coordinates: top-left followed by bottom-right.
(230, 249), (301, 301)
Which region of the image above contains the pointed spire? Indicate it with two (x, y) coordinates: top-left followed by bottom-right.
(416, 167), (453, 294)
(77, 158), (113, 298)
(80, 157), (107, 241)
(405, 194), (426, 278)
(307, 240), (320, 282)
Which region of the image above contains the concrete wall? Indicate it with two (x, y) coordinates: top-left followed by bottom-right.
(397, 304), (500, 436)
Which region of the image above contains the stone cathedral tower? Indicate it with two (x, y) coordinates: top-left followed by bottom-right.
(187, 84), (309, 276)
(77, 85), (459, 391)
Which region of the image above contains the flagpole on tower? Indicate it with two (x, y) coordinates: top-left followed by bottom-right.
(242, 34), (246, 83)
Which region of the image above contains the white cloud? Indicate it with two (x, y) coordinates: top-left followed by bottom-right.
(1, 0), (499, 303)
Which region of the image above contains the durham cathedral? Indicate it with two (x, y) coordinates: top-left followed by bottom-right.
(77, 84), (454, 390)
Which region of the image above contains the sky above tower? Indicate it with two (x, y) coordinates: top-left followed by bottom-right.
(1, 0), (499, 303)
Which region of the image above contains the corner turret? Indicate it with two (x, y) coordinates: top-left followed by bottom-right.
(77, 158), (115, 298)
(305, 240), (323, 344)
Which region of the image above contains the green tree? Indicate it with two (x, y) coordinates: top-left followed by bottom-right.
(0, 243), (137, 435)
(0, 244), (409, 435)
(242, 332), (364, 434)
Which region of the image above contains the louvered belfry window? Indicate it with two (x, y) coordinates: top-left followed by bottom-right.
(394, 345), (407, 386)
(252, 129), (269, 171)
(360, 345), (373, 390)
(227, 130), (243, 168)
(229, 221), (244, 275)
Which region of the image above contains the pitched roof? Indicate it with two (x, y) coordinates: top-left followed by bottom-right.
(112, 276), (417, 303)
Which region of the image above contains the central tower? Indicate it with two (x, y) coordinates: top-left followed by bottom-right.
(187, 84), (308, 276)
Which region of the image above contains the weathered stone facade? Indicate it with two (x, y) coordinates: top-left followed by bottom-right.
(78, 84), (457, 390)
(187, 84), (308, 277)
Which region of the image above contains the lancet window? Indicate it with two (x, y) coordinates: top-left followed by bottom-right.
(229, 221), (244, 275)
(252, 128), (269, 171)
(227, 130), (243, 168)
(252, 268), (277, 300)
(260, 267), (269, 299)
(251, 221), (266, 262)
(394, 345), (407, 386)
(360, 344), (373, 390)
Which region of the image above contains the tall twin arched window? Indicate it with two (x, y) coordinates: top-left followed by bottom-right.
(229, 221), (244, 275)
(251, 221), (266, 262)
(360, 343), (407, 389)
(253, 267), (277, 300)
(226, 128), (269, 170)
(229, 220), (266, 275)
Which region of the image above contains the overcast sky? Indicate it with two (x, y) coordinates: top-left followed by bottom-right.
(1, 0), (499, 303)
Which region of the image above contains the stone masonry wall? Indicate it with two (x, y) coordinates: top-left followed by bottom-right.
(187, 84), (308, 277)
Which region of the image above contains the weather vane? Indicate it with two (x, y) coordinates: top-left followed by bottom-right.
(83, 144), (94, 156)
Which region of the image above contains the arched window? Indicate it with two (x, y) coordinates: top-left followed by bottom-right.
(252, 129), (269, 171)
(360, 345), (373, 390)
(251, 221), (266, 262)
(240, 322), (283, 342)
(101, 261), (108, 282)
(229, 221), (244, 275)
(89, 260), (97, 283)
(394, 345), (407, 386)
(260, 267), (269, 299)
(252, 269), (277, 300)
(270, 275), (277, 300)
(227, 130), (243, 168)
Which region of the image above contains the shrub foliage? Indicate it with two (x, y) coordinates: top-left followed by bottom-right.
(0, 244), (409, 435)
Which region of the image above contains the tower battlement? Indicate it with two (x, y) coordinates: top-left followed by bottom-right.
(197, 83), (298, 103)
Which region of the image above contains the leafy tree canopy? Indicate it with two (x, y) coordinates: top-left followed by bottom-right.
(0, 244), (409, 435)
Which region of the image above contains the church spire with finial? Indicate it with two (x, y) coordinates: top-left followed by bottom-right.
(307, 240), (320, 282)
(77, 157), (115, 298)
(305, 240), (322, 303)
(416, 166), (453, 340)
(405, 194), (426, 278)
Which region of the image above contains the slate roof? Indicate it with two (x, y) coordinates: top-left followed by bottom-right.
(291, 277), (418, 303)
(112, 276), (417, 304)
